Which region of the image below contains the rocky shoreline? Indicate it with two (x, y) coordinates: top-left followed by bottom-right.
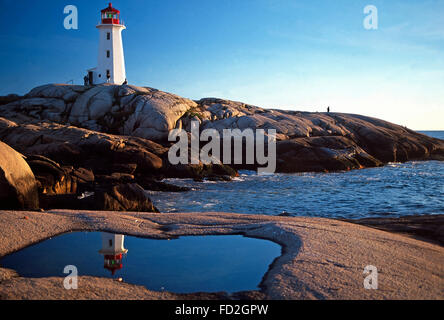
(1, 83), (443, 212)
(0, 83), (443, 299)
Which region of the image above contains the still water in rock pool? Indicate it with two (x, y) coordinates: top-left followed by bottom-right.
(149, 131), (444, 219)
(0, 232), (281, 293)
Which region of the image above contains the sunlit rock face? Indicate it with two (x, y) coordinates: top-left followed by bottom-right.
(0, 83), (443, 174)
(184, 97), (444, 171)
(6, 84), (196, 141)
(0, 141), (39, 210)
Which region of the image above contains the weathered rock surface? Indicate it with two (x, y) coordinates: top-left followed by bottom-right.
(1, 84), (442, 175)
(0, 210), (443, 299)
(191, 98), (444, 171)
(0, 117), (165, 177)
(4, 84), (197, 140)
(98, 183), (159, 212)
(0, 141), (39, 210)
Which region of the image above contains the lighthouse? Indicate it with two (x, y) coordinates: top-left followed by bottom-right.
(98, 232), (128, 275)
(87, 3), (126, 85)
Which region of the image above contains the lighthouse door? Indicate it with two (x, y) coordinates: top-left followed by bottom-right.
(88, 71), (94, 85)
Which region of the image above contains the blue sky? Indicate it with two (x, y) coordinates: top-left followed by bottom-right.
(0, 0), (443, 129)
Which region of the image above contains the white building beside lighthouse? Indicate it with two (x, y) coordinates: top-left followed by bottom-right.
(87, 3), (126, 85)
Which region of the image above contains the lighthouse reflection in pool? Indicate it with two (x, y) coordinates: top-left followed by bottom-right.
(0, 231), (281, 293)
(99, 233), (128, 275)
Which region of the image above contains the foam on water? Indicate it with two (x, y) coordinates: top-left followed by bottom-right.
(149, 131), (444, 219)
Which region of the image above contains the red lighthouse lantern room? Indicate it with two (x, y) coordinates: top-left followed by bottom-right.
(101, 3), (121, 25)
(103, 253), (124, 275)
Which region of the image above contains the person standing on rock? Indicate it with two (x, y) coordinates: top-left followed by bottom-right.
(327, 106), (330, 113)
(123, 78), (128, 85)
(84, 75), (89, 86)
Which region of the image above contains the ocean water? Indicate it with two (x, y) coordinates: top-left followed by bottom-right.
(0, 232), (280, 293)
(149, 131), (444, 219)
(420, 130), (444, 140)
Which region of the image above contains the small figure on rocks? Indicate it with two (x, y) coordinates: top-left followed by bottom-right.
(123, 78), (128, 85)
(327, 106), (330, 113)
(84, 75), (89, 86)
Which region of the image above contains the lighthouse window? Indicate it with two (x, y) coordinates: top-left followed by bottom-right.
(109, 239), (113, 247)
(106, 50), (110, 58)
(107, 32), (110, 40)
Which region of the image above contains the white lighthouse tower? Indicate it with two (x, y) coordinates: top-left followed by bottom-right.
(88, 3), (126, 85)
(99, 232), (128, 275)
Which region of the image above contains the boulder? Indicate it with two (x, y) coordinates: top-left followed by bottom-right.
(1, 84), (196, 141)
(26, 83), (88, 101)
(26, 155), (94, 195)
(94, 183), (158, 212)
(69, 85), (116, 124)
(121, 87), (197, 140)
(0, 117), (165, 177)
(164, 162), (237, 180)
(39, 183), (158, 212)
(26, 155), (77, 195)
(276, 136), (382, 173)
(96, 172), (135, 184)
(137, 177), (190, 192)
(71, 167), (95, 185)
(0, 141), (39, 210)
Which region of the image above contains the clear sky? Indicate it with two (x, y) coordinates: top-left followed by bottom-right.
(0, 0), (443, 129)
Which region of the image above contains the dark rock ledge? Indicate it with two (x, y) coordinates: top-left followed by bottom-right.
(343, 214), (444, 247)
